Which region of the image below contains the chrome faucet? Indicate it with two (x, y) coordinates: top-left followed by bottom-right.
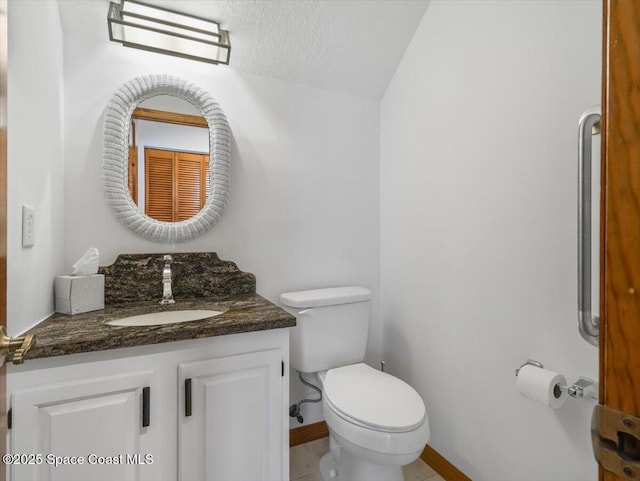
(160, 255), (175, 305)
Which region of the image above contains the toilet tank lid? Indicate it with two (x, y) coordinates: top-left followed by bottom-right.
(280, 286), (371, 308)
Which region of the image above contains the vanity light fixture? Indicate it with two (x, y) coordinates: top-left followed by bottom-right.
(107, 0), (230, 65)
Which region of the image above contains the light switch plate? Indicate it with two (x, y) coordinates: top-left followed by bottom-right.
(22, 205), (34, 248)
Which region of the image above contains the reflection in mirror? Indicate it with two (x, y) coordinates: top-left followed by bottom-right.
(128, 96), (210, 222)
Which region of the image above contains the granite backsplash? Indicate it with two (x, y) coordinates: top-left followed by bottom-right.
(98, 253), (256, 305)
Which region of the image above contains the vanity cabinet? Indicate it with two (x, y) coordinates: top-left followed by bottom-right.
(8, 329), (289, 481)
(179, 349), (283, 481)
(11, 370), (156, 481)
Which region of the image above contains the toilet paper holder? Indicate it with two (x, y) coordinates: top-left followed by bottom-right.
(515, 359), (599, 400)
(515, 359), (544, 377)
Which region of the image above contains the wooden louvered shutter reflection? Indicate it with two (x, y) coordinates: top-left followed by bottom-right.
(145, 148), (174, 222)
(145, 148), (209, 222)
(204, 159), (210, 202)
(176, 152), (207, 221)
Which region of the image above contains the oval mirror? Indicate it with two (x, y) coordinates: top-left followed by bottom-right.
(103, 74), (230, 243)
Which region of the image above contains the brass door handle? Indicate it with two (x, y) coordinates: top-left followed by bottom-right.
(0, 326), (35, 365)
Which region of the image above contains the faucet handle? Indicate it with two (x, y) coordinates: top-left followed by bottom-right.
(163, 255), (172, 262)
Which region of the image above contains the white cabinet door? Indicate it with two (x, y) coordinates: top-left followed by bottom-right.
(11, 370), (156, 481)
(179, 350), (283, 481)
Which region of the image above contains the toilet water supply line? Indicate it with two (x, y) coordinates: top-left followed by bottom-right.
(290, 371), (322, 424)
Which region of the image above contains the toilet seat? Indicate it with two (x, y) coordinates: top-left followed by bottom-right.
(323, 363), (425, 433)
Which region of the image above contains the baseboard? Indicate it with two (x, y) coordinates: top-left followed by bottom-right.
(420, 445), (472, 481)
(290, 423), (471, 481)
(289, 421), (329, 447)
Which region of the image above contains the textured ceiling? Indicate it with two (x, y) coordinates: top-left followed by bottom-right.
(57, 0), (430, 99)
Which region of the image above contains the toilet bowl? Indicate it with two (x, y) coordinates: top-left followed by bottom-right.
(317, 364), (430, 481)
(280, 286), (430, 481)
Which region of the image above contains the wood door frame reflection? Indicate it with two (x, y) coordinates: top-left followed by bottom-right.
(132, 107), (208, 129)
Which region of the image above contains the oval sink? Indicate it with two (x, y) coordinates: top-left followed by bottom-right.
(106, 309), (224, 327)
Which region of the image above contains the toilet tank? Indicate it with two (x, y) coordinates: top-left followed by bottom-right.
(280, 286), (371, 373)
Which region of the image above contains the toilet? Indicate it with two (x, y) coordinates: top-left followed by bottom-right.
(280, 286), (430, 481)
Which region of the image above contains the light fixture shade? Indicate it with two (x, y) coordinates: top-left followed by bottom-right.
(107, 0), (230, 65)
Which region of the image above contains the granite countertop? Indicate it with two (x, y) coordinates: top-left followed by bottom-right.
(23, 293), (296, 360)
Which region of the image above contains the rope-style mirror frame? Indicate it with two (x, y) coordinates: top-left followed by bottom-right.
(103, 74), (230, 243)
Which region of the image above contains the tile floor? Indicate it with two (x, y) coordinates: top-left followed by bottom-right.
(290, 437), (444, 481)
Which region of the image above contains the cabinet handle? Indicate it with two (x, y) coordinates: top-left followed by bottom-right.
(185, 378), (192, 417)
(142, 386), (150, 427)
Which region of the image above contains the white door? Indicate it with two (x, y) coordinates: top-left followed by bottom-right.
(178, 350), (282, 481)
(11, 370), (155, 481)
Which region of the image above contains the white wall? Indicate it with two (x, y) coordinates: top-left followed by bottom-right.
(7, 0), (64, 336)
(380, 1), (601, 480)
(62, 35), (380, 426)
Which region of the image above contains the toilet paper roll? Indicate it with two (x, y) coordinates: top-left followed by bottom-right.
(516, 365), (567, 409)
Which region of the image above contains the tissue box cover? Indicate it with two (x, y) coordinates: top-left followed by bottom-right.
(55, 275), (105, 315)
